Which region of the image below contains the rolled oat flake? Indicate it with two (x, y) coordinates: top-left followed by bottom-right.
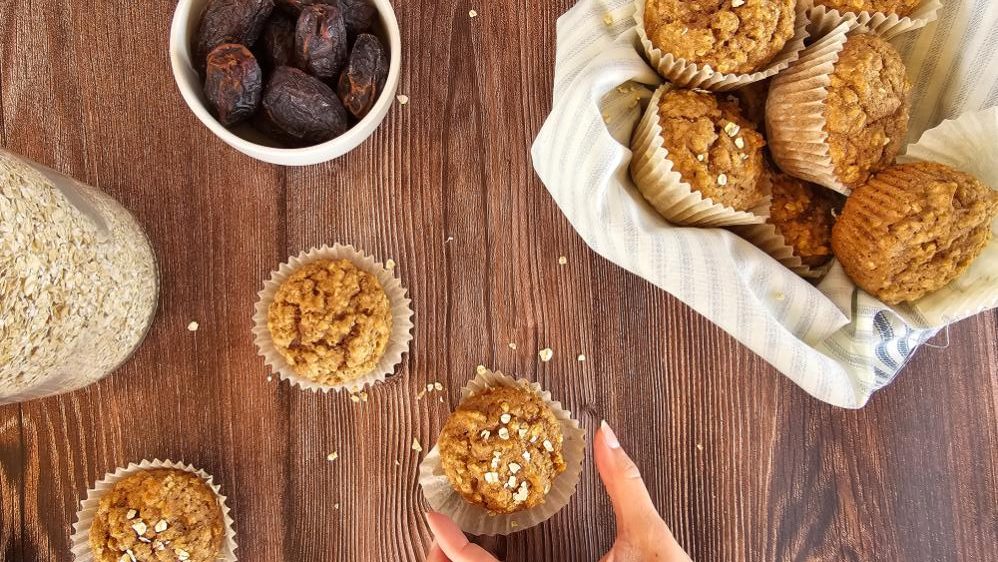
(0, 150), (158, 404)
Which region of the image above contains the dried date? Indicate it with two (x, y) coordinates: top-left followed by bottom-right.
(204, 43), (264, 126)
(278, 0), (374, 38)
(337, 33), (388, 119)
(261, 13), (296, 69)
(261, 66), (350, 145)
(195, 0), (275, 71)
(294, 3), (349, 81)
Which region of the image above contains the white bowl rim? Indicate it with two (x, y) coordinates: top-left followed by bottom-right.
(168, 0), (401, 165)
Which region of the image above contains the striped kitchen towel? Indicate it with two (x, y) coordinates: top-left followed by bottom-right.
(531, 0), (998, 408)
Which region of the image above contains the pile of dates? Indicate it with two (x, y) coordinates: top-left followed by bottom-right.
(194, 0), (389, 147)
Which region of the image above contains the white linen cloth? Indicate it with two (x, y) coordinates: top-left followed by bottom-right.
(531, 0), (998, 408)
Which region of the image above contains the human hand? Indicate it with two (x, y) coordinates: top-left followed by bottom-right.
(425, 420), (691, 561)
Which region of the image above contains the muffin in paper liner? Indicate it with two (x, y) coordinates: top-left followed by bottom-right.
(893, 107), (998, 326)
(70, 459), (237, 562)
(765, 22), (855, 196)
(634, 0), (810, 92)
(418, 369), (586, 536)
(727, 174), (831, 279)
(803, 0), (942, 40)
(630, 85), (770, 227)
(252, 244), (414, 394)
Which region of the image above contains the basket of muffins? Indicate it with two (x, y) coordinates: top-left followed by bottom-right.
(418, 369), (586, 536)
(629, 1), (998, 306)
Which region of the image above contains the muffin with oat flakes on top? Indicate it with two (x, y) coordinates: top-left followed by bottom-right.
(438, 384), (566, 514)
(632, 88), (768, 217)
(643, 0), (798, 74)
(89, 469), (224, 562)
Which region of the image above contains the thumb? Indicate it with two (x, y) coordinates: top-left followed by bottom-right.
(594, 420), (665, 532)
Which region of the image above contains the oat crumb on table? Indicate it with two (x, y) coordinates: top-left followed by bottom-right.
(89, 468), (223, 562)
(267, 259), (392, 386)
(439, 385), (566, 514)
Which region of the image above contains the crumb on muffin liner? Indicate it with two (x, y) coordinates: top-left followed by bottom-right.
(252, 244), (415, 394)
(634, 0), (810, 91)
(417, 369), (586, 536)
(766, 22), (856, 196)
(630, 85), (770, 227)
(894, 107), (998, 326)
(71, 459), (237, 562)
(803, 0), (942, 40)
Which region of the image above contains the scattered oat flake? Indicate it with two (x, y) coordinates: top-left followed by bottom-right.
(327, 452), (338, 461)
(412, 438), (423, 452)
(511, 521), (520, 528)
(131, 521), (147, 536)
(433, 382), (443, 391)
(426, 383), (435, 392)
(558, 255), (567, 265)
(445, 235), (454, 243)
(334, 503), (340, 510)
(154, 520), (168, 533)
(717, 174), (728, 186)
(508, 342), (517, 350)
(602, 12), (614, 25)
(350, 394), (361, 403)
(734, 137), (745, 149)
(177, 550), (190, 561)
(266, 375), (273, 382)
(385, 258), (396, 270)
(186, 321), (199, 332)
(396, 94), (409, 105)
(538, 347), (554, 362)
(774, 292), (786, 301)
(476, 364), (488, 375)
(577, 354), (586, 362)
(731, 0), (745, 6)
(126, 509), (137, 520)
(469, 9), (478, 17)
(360, 391), (369, 402)
(696, 443), (704, 451)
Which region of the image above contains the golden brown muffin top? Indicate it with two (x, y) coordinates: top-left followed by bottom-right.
(812, 0), (921, 16)
(832, 162), (998, 304)
(267, 259), (392, 386)
(89, 469), (224, 562)
(439, 385), (567, 514)
(825, 34), (911, 190)
(657, 89), (768, 211)
(644, 0), (797, 74)
(770, 172), (843, 268)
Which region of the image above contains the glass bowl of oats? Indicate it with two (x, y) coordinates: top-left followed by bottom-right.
(0, 149), (159, 404)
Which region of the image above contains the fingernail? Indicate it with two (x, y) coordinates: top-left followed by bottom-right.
(601, 420), (620, 449)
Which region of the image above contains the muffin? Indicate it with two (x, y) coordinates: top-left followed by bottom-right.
(89, 469), (224, 562)
(811, 0), (921, 16)
(438, 384), (567, 514)
(824, 34), (911, 190)
(769, 172), (842, 268)
(642, 0), (797, 75)
(832, 162), (998, 304)
(266, 258), (392, 386)
(636, 88), (768, 218)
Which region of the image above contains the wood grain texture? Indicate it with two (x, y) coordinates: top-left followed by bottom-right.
(1, 1), (996, 561)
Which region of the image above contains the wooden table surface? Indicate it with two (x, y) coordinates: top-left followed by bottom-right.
(2, 1), (997, 561)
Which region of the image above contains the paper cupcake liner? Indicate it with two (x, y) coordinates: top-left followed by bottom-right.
(71, 459), (237, 562)
(803, 0), (942, 40)
(252, 244), (414, 394)
(634, 0), (809, 91)
(731, 225), (832, 279)
(630, 85), (769, 227)
(766, 22), (854, 196)
(895, 107), (998, 326)
(418, 369), (586, 536)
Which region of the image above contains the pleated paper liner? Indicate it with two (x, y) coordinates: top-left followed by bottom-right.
(766, 21), (855, 196)
(71, 459), (237, 562)
(895, 107), (998, 327)
(634, 0), (810, 91)
(630, 85), (769, 227)
(252, 244), (414, 394)
(418, 369), (586, 536)
(804, 0), (942, 40)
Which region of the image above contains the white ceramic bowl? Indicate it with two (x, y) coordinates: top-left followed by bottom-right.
(169, 0), (401, 166)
